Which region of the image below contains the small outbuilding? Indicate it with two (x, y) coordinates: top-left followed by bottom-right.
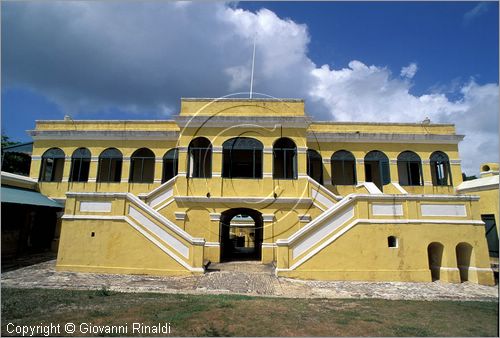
(1, 171), (63, 262)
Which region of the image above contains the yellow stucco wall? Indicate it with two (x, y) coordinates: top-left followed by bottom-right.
(281, 222), (491, 283)
(57, 218), (194, 275)
(473, 189), (499, 230)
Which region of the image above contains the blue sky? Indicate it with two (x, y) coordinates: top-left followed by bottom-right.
(239, 1), (498, 95)
(1, 1), (498, 174)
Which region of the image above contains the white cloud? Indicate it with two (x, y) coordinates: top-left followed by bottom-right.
(309, 60), (498, 174)
(400, 63), (418, 79)
(2, 2), (498, 175)
(464, 2), (490, 23)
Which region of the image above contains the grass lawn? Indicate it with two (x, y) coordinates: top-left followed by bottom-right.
(1, 287), (498, 336)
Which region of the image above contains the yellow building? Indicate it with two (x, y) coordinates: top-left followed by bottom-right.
(28, 98), (495, 285)
(457, 163), (499, 266)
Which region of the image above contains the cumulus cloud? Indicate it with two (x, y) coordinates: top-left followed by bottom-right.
(309, 60), (498, 173)
(400, 63), (418, 79)
(2, 2), (498, 175)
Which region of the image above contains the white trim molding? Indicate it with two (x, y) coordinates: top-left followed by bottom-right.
(262, 214), (275, 222)
(307, 132), (464, 144)
(292, 205), (354, 259)
(28, 130), (179, 141)
(209, 213), (221, 221)
(174, 212), (186, 221)
(356, 182), (382, 194)
(372, 203), (404, 216)
(420, 204), (467, 217)
(128, 205), (189, 258)
(391, 182), (408, 194)
(298, 214), (312, 223)
(79, 201), (112, 213)
(149, 187), (174, 208)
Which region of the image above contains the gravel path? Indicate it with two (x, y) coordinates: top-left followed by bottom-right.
(1, 260), (498, 301)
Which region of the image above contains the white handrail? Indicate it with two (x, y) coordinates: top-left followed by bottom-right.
(307, 177), (342, 201)
(126, 193), (205, 245)
(138, 175), (177, 201)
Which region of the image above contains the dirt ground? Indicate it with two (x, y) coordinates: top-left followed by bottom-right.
(1, 260), (498, 301)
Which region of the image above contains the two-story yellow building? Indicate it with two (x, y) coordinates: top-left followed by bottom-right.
(28, 98), (495, 285)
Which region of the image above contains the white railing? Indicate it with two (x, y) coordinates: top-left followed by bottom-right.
(138, 176), (177, 209)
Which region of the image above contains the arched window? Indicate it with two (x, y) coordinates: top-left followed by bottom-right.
(364, 150), (390, 191)
(97, 148), (122, 183)
(397, 151), (423, 186)
(331, 150), (356, 185)
(129, 148), (155, 183)
(188, 137), (212, 178)
(222, 137), (263, 179)
(273, 138), (297, 179)
(69, 148), (91, 182)
(430, 151), (452, 186)
(307, 149), (323, 184)
(162, 149), (178, 183)
(39, 148), (65, 182)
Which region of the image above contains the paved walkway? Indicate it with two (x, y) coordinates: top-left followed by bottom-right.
(1, 260), (498, 301)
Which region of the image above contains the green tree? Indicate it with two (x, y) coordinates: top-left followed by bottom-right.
(1, 134), (31, 175)
(2, 134), (19, 148)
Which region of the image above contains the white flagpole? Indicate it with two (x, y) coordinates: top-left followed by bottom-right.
(250, 36), (256, 99)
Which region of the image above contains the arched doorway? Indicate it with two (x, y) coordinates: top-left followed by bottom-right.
(456, 242), (473, 282)
(220, 208), (263, 262)
(427, 242), (444, 281)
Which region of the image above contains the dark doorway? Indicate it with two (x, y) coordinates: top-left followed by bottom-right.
(364, 150), (390, 191)
(427, 242), (444, 281)
(481, 214), (498, 258)
(220, 208), (263, 261)
(456, 242), (473, 282)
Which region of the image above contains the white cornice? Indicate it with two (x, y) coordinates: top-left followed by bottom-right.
(307, 132), (464, 144)
(27, 130), (179, 140)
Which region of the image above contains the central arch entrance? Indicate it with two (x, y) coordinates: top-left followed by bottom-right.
(220, 208), (263, 262)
